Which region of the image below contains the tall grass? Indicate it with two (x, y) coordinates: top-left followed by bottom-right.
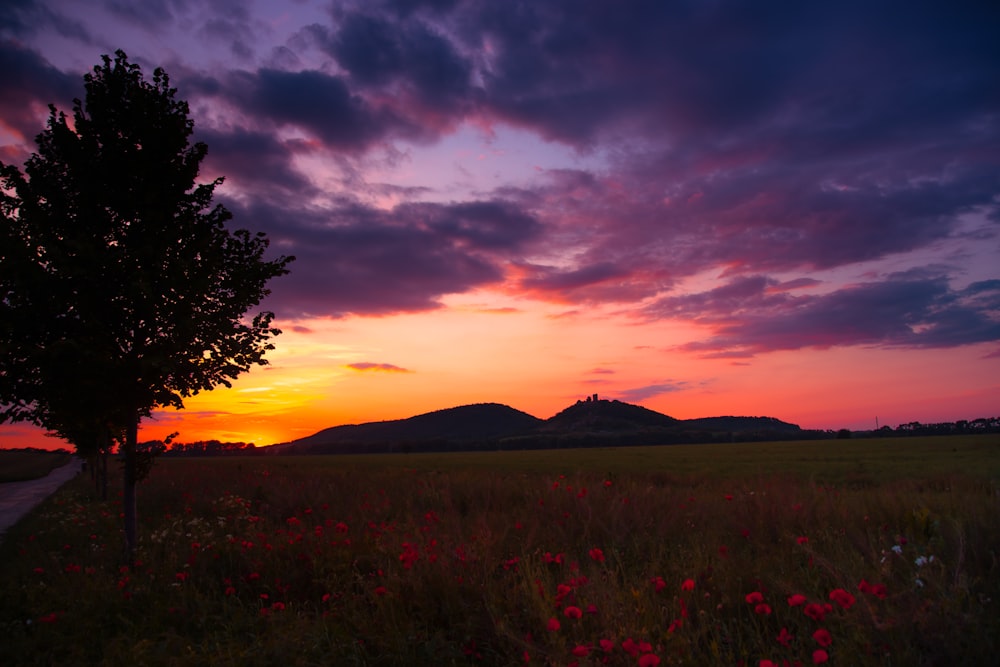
(1, 437), (998, 665)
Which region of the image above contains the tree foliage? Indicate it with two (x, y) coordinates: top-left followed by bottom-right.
(0, 50), (293, 556)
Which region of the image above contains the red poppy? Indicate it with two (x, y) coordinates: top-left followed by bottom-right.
(547, 617), (561, 632)
(622, 638), (639, 657)
(787, 594), (807, 606)
(599, 638), (615, 653)
(812, 649), (829, 664)
(776, 627), (793, 647)
(829, 589), (856, 609)
(796, 536), (809, 544)
(652, 576), (667, 591)
(804, 603), (828, 622)
(564, 606), (583, 619)
(745, 591), (765, 604)
(812, 628), (832, 647)
(638, 654), (661, 667)
(571, 645), (591, 657)
(755, 603), (772, 616)
(588, 548), (605, 563)
(681, 578), (696, 591)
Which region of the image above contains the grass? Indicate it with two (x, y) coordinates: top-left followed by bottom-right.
(0, 449), (73, 483)
(1, 434), (998, 666)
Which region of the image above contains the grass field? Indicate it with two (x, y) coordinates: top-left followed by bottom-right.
(1, 435), (998, 665)
(0, 449), (73, 483)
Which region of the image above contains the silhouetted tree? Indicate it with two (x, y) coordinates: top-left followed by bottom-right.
(0, 51), (292, 561)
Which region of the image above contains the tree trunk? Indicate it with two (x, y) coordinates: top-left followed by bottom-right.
(122, 411), (139, 565)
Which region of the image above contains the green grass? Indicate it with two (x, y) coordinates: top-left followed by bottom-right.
(1, 435), (998, 666)
(263, 434), (1000, 481)
(0, 449), (73, 483)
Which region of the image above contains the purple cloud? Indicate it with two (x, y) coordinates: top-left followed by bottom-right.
(347, 362), (412, 372)
(650, 272), (1000, 358)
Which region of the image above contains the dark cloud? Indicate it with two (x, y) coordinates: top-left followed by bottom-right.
(196, 127), (318, 200)
(0, 41), (79, 144)
(232, 197), (541, 319)
(650, 272), (1000, 358)
(1, 0), (91, 41)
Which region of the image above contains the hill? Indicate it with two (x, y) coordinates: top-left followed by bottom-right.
(282, 403), (543, 454)
(543, 398), (679, 432)
(276, 398), (813, 455)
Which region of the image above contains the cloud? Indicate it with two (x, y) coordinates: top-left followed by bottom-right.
(617, 381), (691, 403)
(651, 272), (1000, 358)
(0, 41), (79, 143)
(3, 0), (998, 361)
(346, 362), (412, 373)
(237, 197), (542, 319)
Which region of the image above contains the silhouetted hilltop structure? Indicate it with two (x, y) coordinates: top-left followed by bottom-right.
(276, 395), (819, 455)
(543, 397), (679, 432)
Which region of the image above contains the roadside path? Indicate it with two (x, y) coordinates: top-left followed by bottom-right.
(0, 459), (84, 540)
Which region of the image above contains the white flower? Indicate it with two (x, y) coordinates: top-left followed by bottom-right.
(915, 556), (928, 567)
(915, 578), (925, 588)
(891, 545), (903, 555)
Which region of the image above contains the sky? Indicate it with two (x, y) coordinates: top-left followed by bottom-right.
(2, 0), (999, 450)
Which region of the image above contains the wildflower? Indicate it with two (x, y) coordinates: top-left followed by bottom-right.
(776, 627), (793, 647)
(891, 545), (903, 555)
(564, 606), (583, 619)
(812, 649), (829, 664)
(589, 548), (605, 563)
(760, 661), (778, 667)
(599, 638), (615, 653)
(622, 638), (639, 657)
(829, 589), (856, 609)
(681, 578), (696, 591)
(547, 617), (561, 632)
(755, 603), (772, 616)
(373, 586), (388, 596)
(586, 604), (599, 615)
(175, 572), (188, 583)
(788, 594), (807, 607)
(812, 628), (832, 647)
(804, 603), (828, 622)
(745, 591), (764, 605)
(796, 536), (809, 545)
(638, 654), (661, 667)
(652, 576), (667, 592)
(37, 612), (59, 624)
(571, 645), (591, 658)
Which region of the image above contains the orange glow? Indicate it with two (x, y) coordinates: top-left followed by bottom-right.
(3, 291), (998, 451)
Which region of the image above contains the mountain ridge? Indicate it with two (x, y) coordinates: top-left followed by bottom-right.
(275, 398), (809, 455)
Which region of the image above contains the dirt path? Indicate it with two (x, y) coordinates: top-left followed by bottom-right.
(0, 459), (84, 540)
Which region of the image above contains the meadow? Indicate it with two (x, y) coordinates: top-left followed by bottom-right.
(1, 435), (998, 666)
(0, 449), (73, 483)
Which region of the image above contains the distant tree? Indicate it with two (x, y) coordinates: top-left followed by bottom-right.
(0, 51), (292, 561)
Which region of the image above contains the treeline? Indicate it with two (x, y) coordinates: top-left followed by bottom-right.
(280, 427), (828, 456)
(139, 440), (263, 457)
(851, 417), (1000, 438)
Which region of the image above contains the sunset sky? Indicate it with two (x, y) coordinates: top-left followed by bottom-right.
(2, 0), (999, 450)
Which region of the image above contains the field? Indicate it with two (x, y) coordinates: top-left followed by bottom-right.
(1, 435), (998, 666)
(0, 449), (73, 483)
